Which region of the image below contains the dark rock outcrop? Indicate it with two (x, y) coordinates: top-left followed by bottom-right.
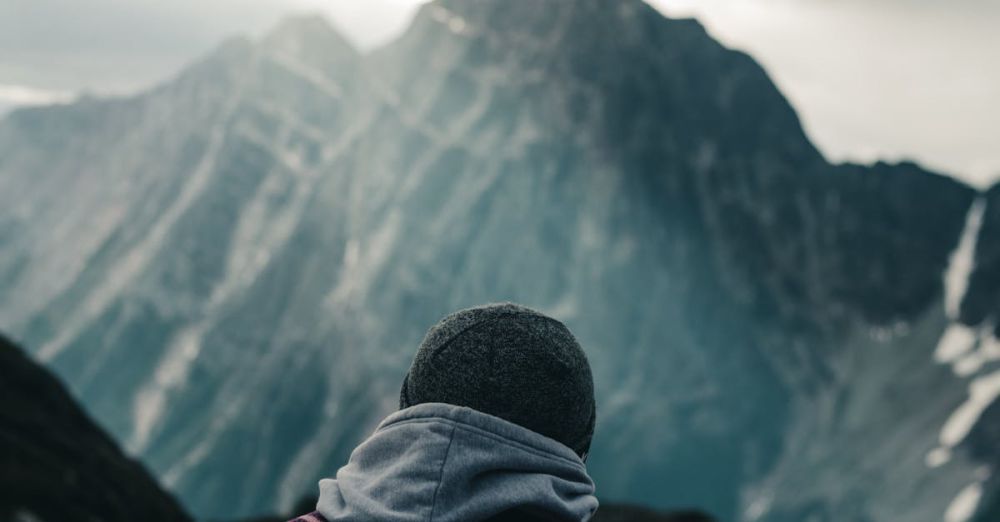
(0, 334), (190, 522)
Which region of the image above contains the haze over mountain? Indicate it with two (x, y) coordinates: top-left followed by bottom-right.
(1, 0), (999, 521)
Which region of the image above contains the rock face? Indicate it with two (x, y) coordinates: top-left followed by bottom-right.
(0, 334), (191, 522)
(1, 0), (998, 520)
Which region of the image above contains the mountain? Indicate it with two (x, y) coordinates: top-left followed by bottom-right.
(0, 334), (191, 522)
(1, 0), (998, 520)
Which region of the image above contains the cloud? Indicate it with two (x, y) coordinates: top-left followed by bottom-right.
(0, 84), (75, 114)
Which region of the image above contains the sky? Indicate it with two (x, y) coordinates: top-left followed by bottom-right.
(1, 0), (998, 187)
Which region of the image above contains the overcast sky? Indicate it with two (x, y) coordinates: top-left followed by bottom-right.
(2, 0), (998, 187)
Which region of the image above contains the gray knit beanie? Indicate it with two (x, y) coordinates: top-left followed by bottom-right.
(400, 302), (596, 459)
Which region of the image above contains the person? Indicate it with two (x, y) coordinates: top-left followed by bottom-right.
(288, 302), (599, 522)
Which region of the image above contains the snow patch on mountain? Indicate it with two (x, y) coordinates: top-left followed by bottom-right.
(944, 199), (985, 320)
(946, 474), (989, 522)
(928, 197), (998, 521)
(130, 325), (205, 453)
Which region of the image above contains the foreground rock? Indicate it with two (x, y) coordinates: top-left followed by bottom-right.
(0, 334), (190, 522)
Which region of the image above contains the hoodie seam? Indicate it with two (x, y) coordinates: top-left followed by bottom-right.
(427, 422), (457, 522)
(380, 417), (582, 468)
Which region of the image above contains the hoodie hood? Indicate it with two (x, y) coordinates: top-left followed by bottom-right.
(316, 403), (598, 521)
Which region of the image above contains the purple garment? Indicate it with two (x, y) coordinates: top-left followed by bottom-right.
(287, 512), (328, 522)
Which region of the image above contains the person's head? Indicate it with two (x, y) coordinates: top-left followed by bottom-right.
(400, 302), (596, 459)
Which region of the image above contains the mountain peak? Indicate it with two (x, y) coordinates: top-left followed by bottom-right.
(395, 0), (716, 74)
(261, 14), (358, 67)
(422, 0), (700, 41)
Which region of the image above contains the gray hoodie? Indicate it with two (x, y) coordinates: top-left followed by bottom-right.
(315, 403), (599, 521)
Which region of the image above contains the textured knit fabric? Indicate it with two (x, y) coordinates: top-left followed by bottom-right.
(400, 302), (595, 458)
(313, 403), (598, 522)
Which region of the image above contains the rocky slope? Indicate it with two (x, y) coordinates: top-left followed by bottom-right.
(1, 0), (997, 520)
(0, 334), (191, 522)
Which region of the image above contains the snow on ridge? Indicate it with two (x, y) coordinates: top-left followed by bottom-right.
(939, 370), (1000, 449)
(129, 325), (204, 453)
(927, 197), (997, 522)
(946, 480), (985, 522)
(944, 198), (984, 320)
(935, 324), (978, 364)
(933, 197), (989, 377)
(325, 209), (402, 306)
